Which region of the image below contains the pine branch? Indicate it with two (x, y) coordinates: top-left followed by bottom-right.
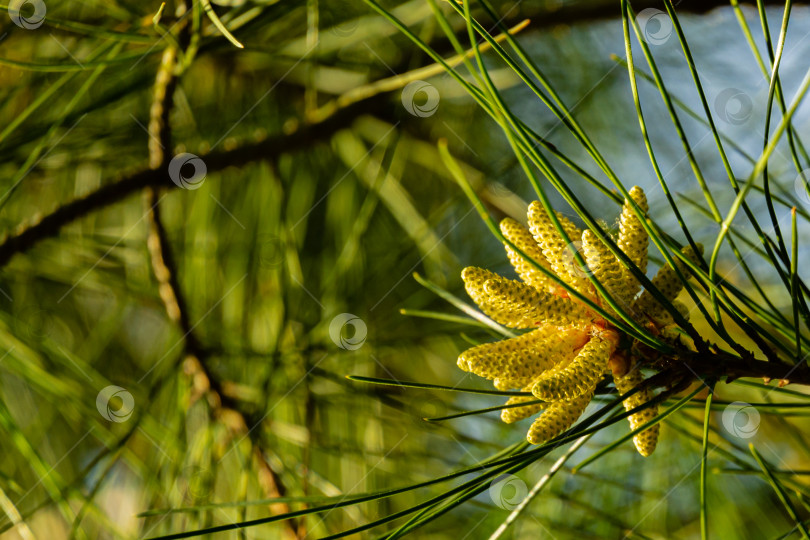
(0, 98), (383, 268)
(678, 349), (810, 387)
(142, 20), (302, 537)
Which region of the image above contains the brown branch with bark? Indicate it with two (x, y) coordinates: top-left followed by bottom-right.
(142, 18), (305, 537)
(0, 98), (377, 268)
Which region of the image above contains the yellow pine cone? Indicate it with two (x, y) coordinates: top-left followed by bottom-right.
(632, 243), (703, 320)
(527, 202), (591, 294)
(458, 326), (588, 383)
(461, 267), (591, 328)
(494, 378), (526, 391)
(499, 218), (556, 293)
(531, 333), (614, 401)
(617, 187), (649, 301)
(457, 194), (685, 453)
(614, 362), (659, 457)
(646, 299), (691, 327)
(527, 389), (593, 445)
(582, 229), (634, 307)
(501, 389), (544, 424)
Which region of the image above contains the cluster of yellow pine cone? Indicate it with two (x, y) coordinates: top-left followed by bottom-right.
(458, 186), (702, 456)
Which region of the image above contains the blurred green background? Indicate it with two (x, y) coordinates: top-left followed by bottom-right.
(0, 0), (809, 538)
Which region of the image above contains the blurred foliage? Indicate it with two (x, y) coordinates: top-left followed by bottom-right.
(0, 0), (809, 539)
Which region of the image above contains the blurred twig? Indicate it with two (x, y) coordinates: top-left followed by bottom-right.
(0, 96), (384, 268)
(142, 16), (301, 536)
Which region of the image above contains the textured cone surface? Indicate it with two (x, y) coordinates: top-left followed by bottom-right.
(632, 244), (703, 320)
(531, 334), (614, 401)
(501, 388), (545, 424)
(646, 299), (691, 327)
(617, 186), (649, 300)
(483, 276), (592, 326)
(500, 218), (556, 293)
(458, 325), (588, 382)
(462, 267), (591, 327)
(462, 267), (544, 328)
(527, 389), (593, 444)
(614, 364), (659, 457)
(582, 229), (634, 308)
(494, 377), (528, 391)
(527, 202), (591, 294)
